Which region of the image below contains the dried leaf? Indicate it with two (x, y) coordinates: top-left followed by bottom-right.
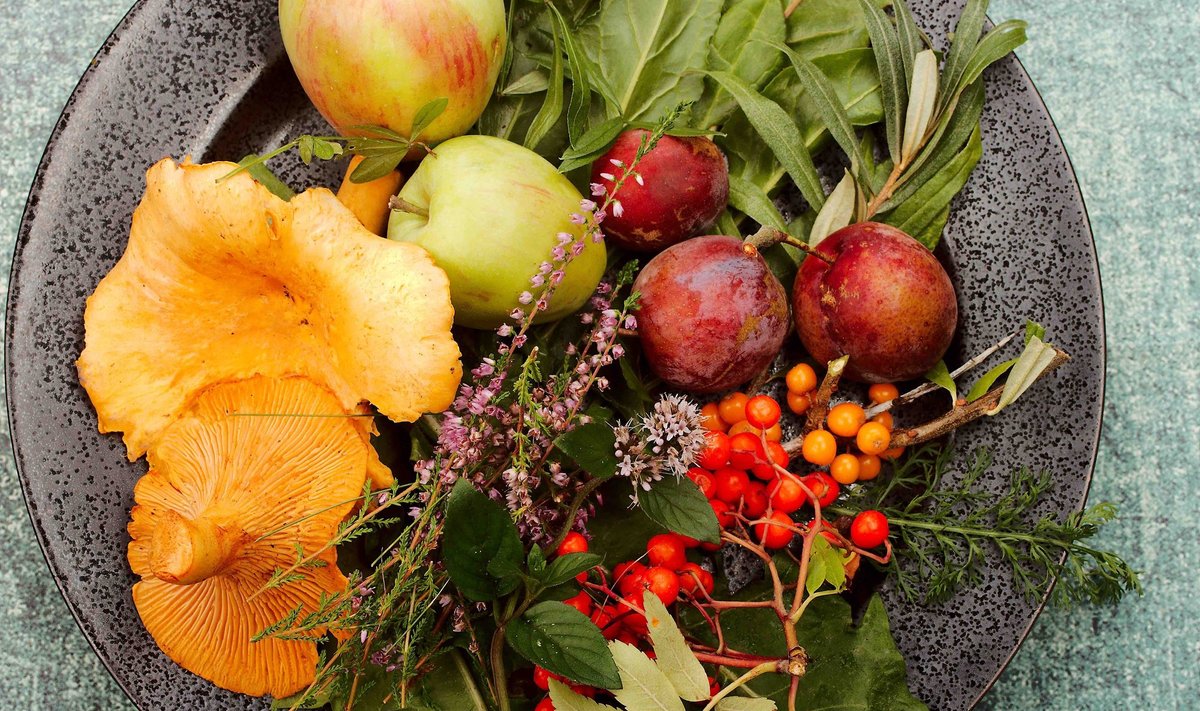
(989, 336), (1058, 414)
(809, 170), (856, 246)
(900, 50), (938, 163)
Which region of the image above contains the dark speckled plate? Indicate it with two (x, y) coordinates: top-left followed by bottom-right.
(6, 0), (1102, 709)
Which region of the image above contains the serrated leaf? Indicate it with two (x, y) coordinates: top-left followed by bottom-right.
(707, 70), (825, 211)
(715, 698), (777, 711)
(609, 641), (685, 711)
(642, 592), (709, 702)
(554, 422), (618, 479)
(539, 552), (602, 588)
(989, 336), (1058, 414)
(728, 174), (787, 232)
(966, 358), (1017, 402)
(411, 97), (450, 141)
(856, 0), (906, 161)
(508, 602), (621, 689)
(900, 50), (938, 163)
(924, 360), (957, 406)
(639, 476), (721, 544)
(580, 0), (722, 121)
(809, 170), (855, 246)
(548, 679), (622, 711)
(525, 17), (565, 150)
(442, 480), (524, 601)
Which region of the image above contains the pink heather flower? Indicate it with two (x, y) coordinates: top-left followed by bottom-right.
(518, 291), (533, 305)
(550, 270), (565, 285)
(635, 172), (645, 186)
(510, 308), (525, 320)
(612, 344), (626, 358)
(530, 274), (545, 287)
(624, 314), (638, 329)
(612, 201), (625, 218)
(552, 245), (567, 261)
(536, 297), (549, 312)
(570, 212), (586, 225)
(496, 323), (513, 337)
(609, 158), (625, 168)
(571, 241), (586, 257)
(361, 630), (369, 644)
(591, 229), (605, 244)
(600, 172), (615, 182)
(580, 199), (597, 212)
(590, 182), (606, 197)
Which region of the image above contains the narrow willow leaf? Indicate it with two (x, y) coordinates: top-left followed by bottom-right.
(892, 0), (925, 85)
(715, 698), (777, 711)
(809, 171), (856, 246)
(707, 70), (825, 211)
(880, 80), (984, 212)
(924, 360), (957, 406)
(502, 70), (550, 96)
(639, 476), (721, 544)
(525, 17), (565, 150)
(989, 336), (1058, 414)
(887, 124), (983, 248)
(939, 0), (988, 112)
(717, 210), (741, 237)
(237, 156), (295, 201)
(609, 641), (686, 711)
(694, 0), (787, 129)
(966, 357), (1017, 402)
(728, 174), (788, 232)
(956, 20), (1028, 99)
(900, 50), (938, 163)
(508, 602), (622, 689)
(560, 116), (626, 172)
(766, 39), (860, 166)
(411, 97), (449, 142)
(642, 592), (709, 702)
(855, 0), (906, 161)
(549, 679), (622, 711)
(547, 2), (593, 143)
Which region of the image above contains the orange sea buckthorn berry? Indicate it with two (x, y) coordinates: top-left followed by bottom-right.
(871, 411), (894, 431)
(830, 453), (861, 485)
(827, 402), (867, 438)
(745, 395), (782, 430)
(727, 420), (762, 438)
(801, 429), (837, 466)
(857, 454), (882, 481)
(856, 422), (891, 456)
(718, 392), (749, 425)
(785, 363), (818, 394)
(763, 423), (783, 442)
(868, 383), (900, 404)
(881, 445), (906, 460)
(700, 402), (726, 432)
(786, 391), (811, 415)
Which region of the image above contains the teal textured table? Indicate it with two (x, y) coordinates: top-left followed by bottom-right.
(1, 1), (1194, 708)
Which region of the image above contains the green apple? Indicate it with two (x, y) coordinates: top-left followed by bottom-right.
(279, 0), (506, 144)
(388, 136), (606, 329)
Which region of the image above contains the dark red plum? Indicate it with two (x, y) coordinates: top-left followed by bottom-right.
(793, 222), (957, 383)
(634, 236), (789, 393)
(592, 129), (729, 252)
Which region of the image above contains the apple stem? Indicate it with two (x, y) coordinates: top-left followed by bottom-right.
(743, 226), (835, 265)
(388, 195), (429, 218)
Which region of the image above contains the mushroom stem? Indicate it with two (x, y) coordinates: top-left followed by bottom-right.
(150, 510), (244, 585)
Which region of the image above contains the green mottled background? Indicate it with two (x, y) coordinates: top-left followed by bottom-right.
(1, 0), (1195, 708)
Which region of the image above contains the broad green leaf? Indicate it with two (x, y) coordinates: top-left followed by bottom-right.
(728, 174), (788, 231)
(642, 591), (709, 702)
(555, 422), (619, 479)
(966, 358), (1017, 402)
(411, 97), (449, 142)
(805, 552), (827, 597)
(639, 476), (721, 544)
(508, 602), (621, 689)
(587, 491), (668, 564)
(442, 480), (524, 601)
(886, 124), (983, 248)
(694, 0), (787, 129)
(548, 679), (621, 711)
(683, 594), (926, 710)
(809, 170), (856, 246)
(707, 70), (825, 211)
(990, 336), (1059, 414)
(939, 0), (988, 112)
(900, 50), (939, 163)
(856, 0), (906, 161)
(502, 69), (550, 95)
(805, 536), (848, 595)
(525, 16), (565, 150)
(786, 0), (878, 56)
(539, 552), (603, 588)
(580, 0), (722, 121)
(715, 698), (777, 711)
(766, 39), (860, 165)
(923, 360), (958, 406)
(237, 156), (295, 202)
(609, 641), (685, 711)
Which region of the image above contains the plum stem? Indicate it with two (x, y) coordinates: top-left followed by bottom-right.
(744, 226), (835, 265)
(388, 195), (429, 218)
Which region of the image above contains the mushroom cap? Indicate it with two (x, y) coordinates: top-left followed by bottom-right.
(127, 375), (369, 698)
(78, 159), (461, 478)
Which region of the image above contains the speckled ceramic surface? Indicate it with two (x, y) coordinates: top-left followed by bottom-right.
(6, 0), (1102, 709)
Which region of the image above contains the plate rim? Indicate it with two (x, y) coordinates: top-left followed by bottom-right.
(5, 2), (1106, 709)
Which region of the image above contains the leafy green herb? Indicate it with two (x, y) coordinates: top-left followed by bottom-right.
(693, 0), (787, 129)
(728, 174), (788, 232)
(923, 360), (957, 406)
(638, 476), (721, 544)
(525, 12), (565, 150)
(554, 422), (619, 479)
(507, 602), (621, 688)
(442, 479), (524, 601)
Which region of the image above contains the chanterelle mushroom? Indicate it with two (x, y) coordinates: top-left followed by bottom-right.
(127, 375), (368, 697)
(78, 158), (461, 486)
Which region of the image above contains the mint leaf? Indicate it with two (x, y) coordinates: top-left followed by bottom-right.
(639, 477), (721, 544)
(539, 552), (602, 588)
(555, 422), (618, 479)
(442, 480), (523, 601)
(507, 602), (621, 689)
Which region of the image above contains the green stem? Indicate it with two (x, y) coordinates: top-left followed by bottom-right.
(703, 662), (779, 711)
(450, 648), (492, 711)
(545, 477), (606, 555)
(489, 623), (511, 711)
